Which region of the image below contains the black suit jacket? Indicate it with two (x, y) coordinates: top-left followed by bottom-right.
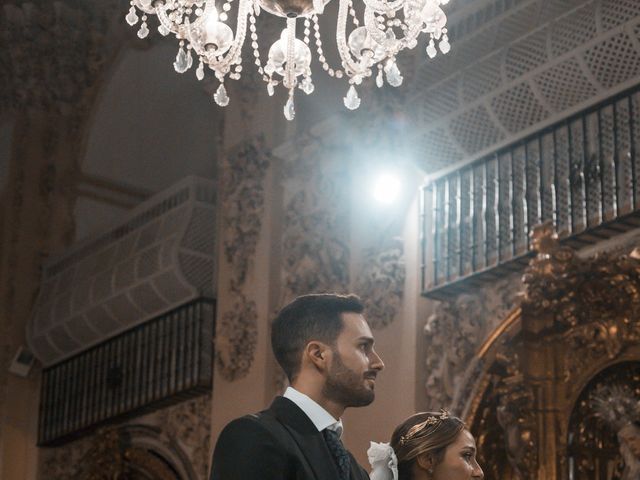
(209, 396), (370, 480)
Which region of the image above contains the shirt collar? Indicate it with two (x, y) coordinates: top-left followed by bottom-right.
(283, 387), (343, 436)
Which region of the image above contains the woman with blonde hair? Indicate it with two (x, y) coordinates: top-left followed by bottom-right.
(368, 411), (484, 480)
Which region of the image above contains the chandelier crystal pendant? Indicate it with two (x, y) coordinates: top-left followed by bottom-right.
(125, 0), (450, 120)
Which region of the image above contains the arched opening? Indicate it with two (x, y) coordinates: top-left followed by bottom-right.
(567, 361), (640, 480)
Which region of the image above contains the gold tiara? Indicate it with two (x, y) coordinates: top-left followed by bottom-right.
(399, 410), (450, 446)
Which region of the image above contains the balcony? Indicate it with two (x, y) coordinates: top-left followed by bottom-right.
(421, 84), (640, 299)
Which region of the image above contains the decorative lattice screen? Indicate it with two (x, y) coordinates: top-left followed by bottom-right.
(27, 176), (217, 366)
(407, 0), (640, 172)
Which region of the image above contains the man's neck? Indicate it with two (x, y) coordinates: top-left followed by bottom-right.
(290, 383), (345, 420)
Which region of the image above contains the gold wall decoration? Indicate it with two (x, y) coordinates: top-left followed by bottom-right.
(466, 222), (640, 480)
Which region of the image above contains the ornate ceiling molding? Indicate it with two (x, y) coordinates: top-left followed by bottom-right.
(408, 0), (640, 172)
(1, 1), (122, 114)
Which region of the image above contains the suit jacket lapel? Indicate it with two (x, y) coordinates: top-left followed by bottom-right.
(348, 453), (368, 480)
(269, 396), (341, 480)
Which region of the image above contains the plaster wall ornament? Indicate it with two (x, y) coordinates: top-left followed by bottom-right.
(279, 133), (351, 303)
(354, 239), (405, 330)
(464, 223), (640, 479)
(471, 348), (538, 480)
(590, 383), (640, 480)
(0, 1), (122, 114)
(39, 395), (212, 479)
(217, 137), (270, 381)
(521, 224), (640, 376)
(216, 294), (259, 381)
(221, 137), (271, 290)
(423, 274), (522, 411)
(154, 394), (213, 479)
(0, 0), (124, 430)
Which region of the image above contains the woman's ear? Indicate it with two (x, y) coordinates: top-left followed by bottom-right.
(416, 453), (435, 474)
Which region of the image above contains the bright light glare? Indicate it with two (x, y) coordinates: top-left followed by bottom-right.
(372, 172), (402, 205)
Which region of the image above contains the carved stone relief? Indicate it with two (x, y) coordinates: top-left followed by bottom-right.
(0, 0), (125, 450)
(569, 363), (640, 480)
(354, 238), (405, 330)
(464, 224), (640, 479)
(221, 136), (271, 291)
(0, 1), (121, 113)
(423, 274), (522, 411)
(39, 394), (212, 480)
(217, 137), (270, 381)
(155, 394), (212, 480)
(279, 132), (351, 303)
(216, 294), (259, 382)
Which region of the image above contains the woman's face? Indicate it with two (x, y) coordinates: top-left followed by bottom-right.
(432, 429), (483, 480)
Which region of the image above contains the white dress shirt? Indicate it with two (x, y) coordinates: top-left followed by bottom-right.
(283, 386), (344, 437)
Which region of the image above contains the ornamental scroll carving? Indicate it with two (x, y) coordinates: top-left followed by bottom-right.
(280, 133), (351, 302)
(39, 395), (211, 480)
(217, 137), (270, 381)
(468, 222), (640, 480)
(423, 275), (521, 411)
(216, 294), (259, 382)
(521, 222), (640, 380)
(1, 0), (121, 113)
(473, 350), (538, 480)
(354, 238), (405, 330)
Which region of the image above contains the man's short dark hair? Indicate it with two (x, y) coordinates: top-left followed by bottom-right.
(271, 293), (364, 382)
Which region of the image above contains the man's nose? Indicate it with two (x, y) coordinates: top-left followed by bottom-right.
(370, 349), (384, 371)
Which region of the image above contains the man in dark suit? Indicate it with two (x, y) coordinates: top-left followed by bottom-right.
(210, 293), (385, 480)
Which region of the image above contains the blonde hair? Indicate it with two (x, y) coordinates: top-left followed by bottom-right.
(390, 411), (465, 480)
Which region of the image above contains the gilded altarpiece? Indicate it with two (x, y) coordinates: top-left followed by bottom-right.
(464, 224), (640, 480)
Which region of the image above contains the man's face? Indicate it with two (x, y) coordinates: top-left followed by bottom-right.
(322, 312), (385, 407)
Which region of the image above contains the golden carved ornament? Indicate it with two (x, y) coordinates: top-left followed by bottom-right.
(470, 222), (640, 480)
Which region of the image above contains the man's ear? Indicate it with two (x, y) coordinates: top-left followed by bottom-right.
(416, 453), (435, 473)
(305, 341), (330, 371)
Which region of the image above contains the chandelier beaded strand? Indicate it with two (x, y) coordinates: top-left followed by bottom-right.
(126, 0), (450, 120)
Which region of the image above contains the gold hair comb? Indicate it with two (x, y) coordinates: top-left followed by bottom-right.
(399, 410), (451, 446)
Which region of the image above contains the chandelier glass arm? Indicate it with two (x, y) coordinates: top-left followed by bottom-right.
(186, 0), (250, 75)
(336, 0), (370, 77)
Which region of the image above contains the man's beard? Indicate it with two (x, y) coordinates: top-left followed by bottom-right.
(322, 350), (375, 407)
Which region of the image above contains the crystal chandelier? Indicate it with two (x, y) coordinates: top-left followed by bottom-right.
(125, 0), (450, 120)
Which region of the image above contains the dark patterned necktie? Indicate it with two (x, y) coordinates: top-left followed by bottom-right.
(323, 428), (350, 480)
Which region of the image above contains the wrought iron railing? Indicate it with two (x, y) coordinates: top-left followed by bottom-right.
(421, 84), (640, 299)
(38, 299), (215, 445)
